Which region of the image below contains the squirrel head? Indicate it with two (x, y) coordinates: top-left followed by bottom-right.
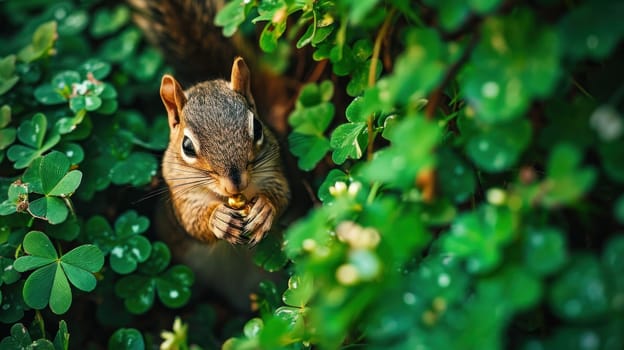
(160, 57), (265, 197)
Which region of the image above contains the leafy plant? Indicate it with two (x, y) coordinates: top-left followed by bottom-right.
(1, 0), (623, 349)
(85, 210), (151, 274)
(216, 0), (624, 349)
(0, 0), (192, 346)
(13, 231), (103, 314)
(114, 242), (194, 314)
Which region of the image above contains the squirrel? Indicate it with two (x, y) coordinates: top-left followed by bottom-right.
(128, 0), (294, 310)
(159, 57), (290, 246)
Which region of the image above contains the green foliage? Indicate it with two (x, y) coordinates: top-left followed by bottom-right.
(0, 321), (68, 350)
(86, 210), (151, 274)
(461, 10), (561, 122)
(13, 231), (103, 314)
(1, 0), (623, 348)
(218, 0), (624, 349)
(108, 328), (145, 350)
(0, 0), (190, 347)
(114, 242), (194, 314)
(287, 80), (334, 170)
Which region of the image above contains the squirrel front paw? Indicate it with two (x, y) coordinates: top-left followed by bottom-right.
(245, 195), (276, 246)
(209, 195), (275, 246)
(209, 204), (248, 245)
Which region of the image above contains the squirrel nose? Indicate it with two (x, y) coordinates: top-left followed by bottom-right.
(224, 167), (248, 194)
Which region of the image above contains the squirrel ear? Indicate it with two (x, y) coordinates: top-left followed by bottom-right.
(160, 74), (187, 129)
(230, 57), (257, 111)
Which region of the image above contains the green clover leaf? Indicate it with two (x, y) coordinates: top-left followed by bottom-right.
(461, 10), (561, 122)
(0, 55), (19, 96)
(118, 110), (169, 151)
(437, 148), (476, 203)
(223, 318), (263, 349)
(20, 151), (82, 224)
(79, 59), (112, 80)
(464, 117), (532, 173)
(35, 67), (119, 115)
(288, 81), (335, 170)
(441, 204), (516, 274)
(34, 71), (79, 106)
(215, 0), (251, 37)
(256, 5), (288, 53)
(55, 142), (85, 166)
(0, 323), (56, 350)
(558, 1), (624, 61)
(53, 320), (69, 350)
(137, 241), (170, 275)
(17, 21), (57, 63)
(155, 265), (195, 307)
(0, 257), (20, 287)
(108, 328), (145, 350)
(540, 143), (597, 208)
(378, 29), (449, 107)
(99, 28), (141, 63)
(422, 0), (471, 31)
(85, 210), (151, 274)
(549, 254), (610, 322)
(361, 116), (440, 189)
(123, 47), (164, 82)
(408, 255), (469, 304)
(296, 3), (334, 49)
(477, 265), (541, 313)
(77, 152), (114, 201)
(0, 182), (28, 216)
(109, 152), (158, 187)
(114, 274), (155, 314)
(259, 306), (306, 347)
(282, 274), (314, 308)
(288, 133), (331, 171)
(523, 226), (568, 277)
(0, 105), (16, 160)
(253, 234), (288, 272)
(115, 243), (194, 314)
(91, 5), (131, 38)
(7, 113), (61, 169)
(330, 122), (368, 165)
(17, 113), (47, 148)
(13, 231), (104, 314)
(33, 84), (68, 105)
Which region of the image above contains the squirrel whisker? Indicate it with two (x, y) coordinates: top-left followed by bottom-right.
(168, 175), (216, 181)
(168, 178), (216, 190)
(132, 186), (172, 205)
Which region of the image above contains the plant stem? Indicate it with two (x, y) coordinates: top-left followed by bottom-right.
(63, 196), (77, 219)
(368, 9), (395, 88)
(367, 181), (381, 204)
(366, 8), (396, 160)
(35, 310), (45, 337)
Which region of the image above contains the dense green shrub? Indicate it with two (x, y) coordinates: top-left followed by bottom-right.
(1, 0), (624, 349)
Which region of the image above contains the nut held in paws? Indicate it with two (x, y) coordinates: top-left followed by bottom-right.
(228, 194), (247, 210)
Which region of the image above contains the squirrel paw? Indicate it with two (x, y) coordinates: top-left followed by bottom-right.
(244, 195), (276, 246)
(209, 204), (249, 245)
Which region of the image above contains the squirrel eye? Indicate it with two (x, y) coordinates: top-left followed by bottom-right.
(253, 118), (264, 145)
(182, 136), (197, 157)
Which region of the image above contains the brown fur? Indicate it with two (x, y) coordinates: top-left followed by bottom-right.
(160, 58), (290, 245)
